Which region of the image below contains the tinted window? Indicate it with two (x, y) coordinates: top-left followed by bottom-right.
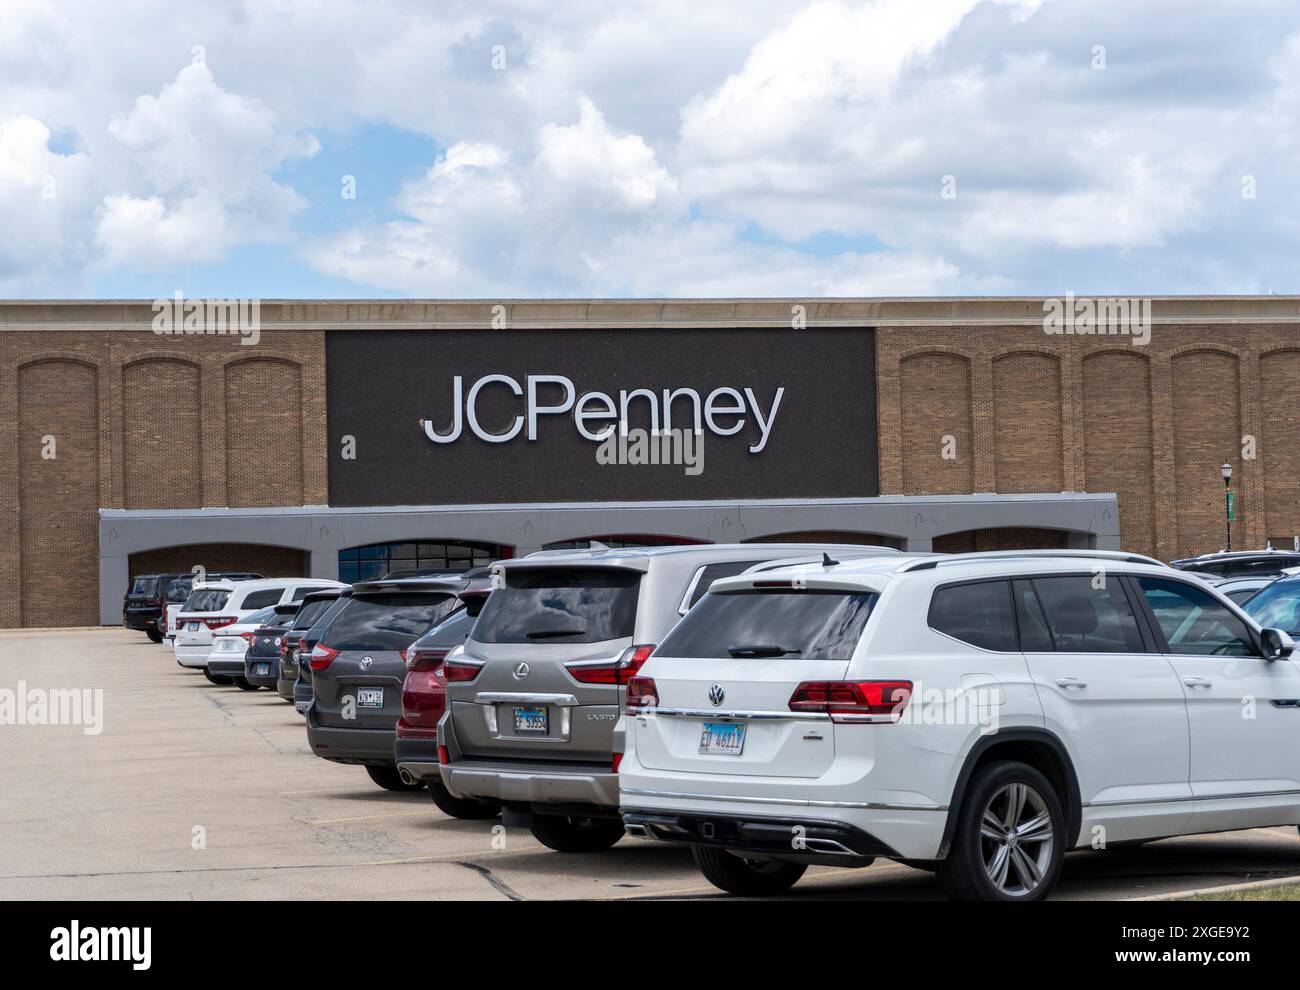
(1012, 580), (1055, 652)
(1137, 577), (1255, 656)
(322, 593), (459, 651)
(304, 597), (348, 642)
(289, 585), (332, 602)
(1225, 588), (1260, 604)
(410, 607), (474, 649)
(471, 568), (640, 644)
(1243, 577), (1300, 634)
(242, 607), (280, 627)
(292, 598), (332, 630)
(130, 576), (159, 596)
(656, 590), (876, 660)
(1185, 562), (1230, 577)
(1028, 576), (1144, 653)
(183, 589), (231, 612)
(166, 579), (192, 603)
(929, 581), (1016, 651)
(241, 589), (284, 610)
(683, 561), (772, 612)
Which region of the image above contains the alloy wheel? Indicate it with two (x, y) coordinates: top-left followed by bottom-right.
(979, 782), (1055, 897)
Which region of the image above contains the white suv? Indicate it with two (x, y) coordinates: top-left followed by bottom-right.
(175, 578), (347, 683)
(619, 550), (1300, 901)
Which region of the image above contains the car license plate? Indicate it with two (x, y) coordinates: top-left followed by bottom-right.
(253, 663), (270, 676)
(357, 687), (383, 708)
(700, 721), (746, 755)
(513, 707), (548, 734)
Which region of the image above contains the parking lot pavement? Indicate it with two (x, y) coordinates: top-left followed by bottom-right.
(2, 627), (1299, 902)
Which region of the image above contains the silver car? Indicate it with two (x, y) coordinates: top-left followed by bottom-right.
(436, 543), (899, 852)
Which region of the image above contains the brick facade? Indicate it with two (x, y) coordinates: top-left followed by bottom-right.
(2, 298), (1298, 627)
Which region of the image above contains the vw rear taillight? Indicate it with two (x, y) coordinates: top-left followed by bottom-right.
(205, 616), (236, 630)
(310, 644), (340, 671)
(788, 680), (912, 723)
(623, 676), (658, 714)
(566, 644), (656, 685)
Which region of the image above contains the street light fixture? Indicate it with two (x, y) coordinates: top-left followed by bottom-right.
(1222, 463), (1233, 551)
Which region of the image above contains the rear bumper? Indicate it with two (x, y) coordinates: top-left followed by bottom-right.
(175, 643), (211, 668)
(123, 611), (159, 631)
(244, 655), (279, 688)
(207, 656), (247, 677)
(394, 736), (441, 783)
(439, 758), (619, 809)
(293, 679), (314, 715)
(305, 708), (395, 766)
(622, 808), (902, 862)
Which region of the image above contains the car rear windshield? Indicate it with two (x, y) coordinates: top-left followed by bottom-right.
(166, 579), (192, 602)
(130, 577), (159, 596)
(292, 597), (333, 630)
(243, 607), (281, 627)
(655, 590), (877, 660)
(470, 568), (641, 644)
(1243, 578), (1300, 633)
(182, 589), (231, 612)
(321, 593), (459, 651)
(305, 597), (348, 641)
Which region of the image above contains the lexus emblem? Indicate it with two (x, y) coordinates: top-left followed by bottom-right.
(360, 656), (373, 670)
(708, 683), (725, 706)
(513, 661), (530, 680)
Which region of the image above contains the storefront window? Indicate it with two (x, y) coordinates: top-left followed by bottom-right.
(338, 541), (507, 584)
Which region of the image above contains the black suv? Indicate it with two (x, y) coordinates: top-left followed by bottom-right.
(1171, 549), (1300, 579)
(123, 573), (186, 642)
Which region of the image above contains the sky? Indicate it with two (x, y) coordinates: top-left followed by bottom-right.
(2, 0), (1299, 299)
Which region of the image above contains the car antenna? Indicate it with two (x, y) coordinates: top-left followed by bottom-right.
(588, 540), (610, 551)
(822, 552), (839, 567)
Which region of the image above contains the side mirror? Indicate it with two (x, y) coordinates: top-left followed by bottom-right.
(1261, 627), (1295, 662)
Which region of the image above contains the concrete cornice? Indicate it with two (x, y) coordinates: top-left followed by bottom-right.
(5, 296), (1300, 330)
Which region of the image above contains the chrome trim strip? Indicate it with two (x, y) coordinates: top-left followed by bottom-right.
(474, 692), (579, 706)
(635, 706), (829, 722)
(620, 786), (945, 811)
(1084, 787), (1300, 808)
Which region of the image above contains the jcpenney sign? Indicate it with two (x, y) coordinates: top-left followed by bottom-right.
(327, 327), (876, 505)
(422, 375), (785, 454)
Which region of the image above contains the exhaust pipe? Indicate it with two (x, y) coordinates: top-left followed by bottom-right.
(398, 767), (417, 786)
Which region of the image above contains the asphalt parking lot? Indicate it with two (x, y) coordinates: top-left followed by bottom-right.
(2, 627), (1299, 901)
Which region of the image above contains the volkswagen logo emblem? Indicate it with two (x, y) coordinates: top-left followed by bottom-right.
(513, 661), (530, 680)
(359, 656), (373, 670)
(708, 683), (725, 706)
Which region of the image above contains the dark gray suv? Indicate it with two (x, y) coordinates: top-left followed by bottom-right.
(306, 576), (468, 791)
(437, 543), (898, 852)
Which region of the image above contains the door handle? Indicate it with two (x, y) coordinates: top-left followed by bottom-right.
(1055, 676), (1087, 689)
(1183, 676), (1213, 687)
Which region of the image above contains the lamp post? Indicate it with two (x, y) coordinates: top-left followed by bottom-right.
(1222, 462), (1233, 552)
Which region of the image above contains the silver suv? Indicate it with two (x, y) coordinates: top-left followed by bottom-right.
(436, 543), (898, 852)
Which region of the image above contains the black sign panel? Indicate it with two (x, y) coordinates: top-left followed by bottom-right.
(326, 328), (877, 506)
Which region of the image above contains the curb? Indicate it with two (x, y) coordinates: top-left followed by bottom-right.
(1129, 873), (1300, 901)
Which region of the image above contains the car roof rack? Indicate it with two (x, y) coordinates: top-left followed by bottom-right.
(898, 549), (1166, 572)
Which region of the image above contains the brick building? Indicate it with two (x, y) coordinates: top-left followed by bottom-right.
(0, 297), (1293, 628)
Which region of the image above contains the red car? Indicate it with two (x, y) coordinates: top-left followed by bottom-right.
(395, 575), (500, 819)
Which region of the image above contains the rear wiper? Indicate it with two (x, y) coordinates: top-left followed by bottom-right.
(727, 643), (802, 658)
(526, 628), (587, 639)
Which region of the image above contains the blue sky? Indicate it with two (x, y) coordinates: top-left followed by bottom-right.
(3, 0), (1300, 299)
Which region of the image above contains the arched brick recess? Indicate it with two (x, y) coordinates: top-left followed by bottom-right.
(934, 527), (1071, 553)
(122, 358), (202, 509)
(18, 358), (100, 626)
(899, 351), (974, 495)
(1082, 350), (1155, 554)
(992, 350), (1063, 493)
(1259, 349), (1300, 544)
(1171, 349), (1241, 559)
(224, 358), (304, 507)
(128, 543), (307, 579)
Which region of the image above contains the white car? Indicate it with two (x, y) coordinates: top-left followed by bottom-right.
(619, 549), (1300, 901)
(204, 606), (288, 690)
(175, 578), (347, 683)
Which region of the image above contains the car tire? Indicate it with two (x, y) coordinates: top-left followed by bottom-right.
(145, 626), (163, 643)
(691, 846), (807, 896)
(365, 764), (425, 791)
(528, 814), (626, 852)
(202, 668), (233, 685)
(428, 780), (501, 820)
(936, 760), (1065, 902)
(232, 676), (259, 691)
